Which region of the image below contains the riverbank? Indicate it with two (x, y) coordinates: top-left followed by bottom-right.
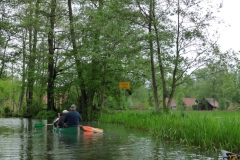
(99, 110), (240, 152)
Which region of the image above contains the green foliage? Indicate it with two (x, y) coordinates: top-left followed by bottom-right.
(105, 96), (119, 109)
(0, 79), (11, 105)
(0, 0), (238, 118)
(192, 104), (198, 110)
(175, 96), (186, 111)
(4, 106), (11, 114)
(18, 107), (28, 117)
(177, 104), (186, 111)
(0, 105), (12, 116)
(184, 29), (203, 40)
(130, 86), (150, 109)
(89, 108), (103, 121)
(36, 110), (57, 119)
(218, 98), (227, 110)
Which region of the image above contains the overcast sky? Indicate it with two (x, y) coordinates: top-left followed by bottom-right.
(217, 0), (240, 52)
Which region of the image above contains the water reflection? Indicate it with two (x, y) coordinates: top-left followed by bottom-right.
(0, 118), (222, 160)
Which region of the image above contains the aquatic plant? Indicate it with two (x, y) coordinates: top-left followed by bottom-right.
(99, 110), (240, 152)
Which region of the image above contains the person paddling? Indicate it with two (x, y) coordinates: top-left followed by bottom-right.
(64, 104), (82, 127)
(57, 110), (69, 128)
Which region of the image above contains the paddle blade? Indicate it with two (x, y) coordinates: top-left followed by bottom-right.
(34, 123), (46, 128)
(79, 125), (103, 133)
(93, 128), (103, 133)
(82, 126), (93, 132)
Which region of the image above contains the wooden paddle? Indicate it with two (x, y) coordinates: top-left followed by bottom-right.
(79, 125), (103, 133)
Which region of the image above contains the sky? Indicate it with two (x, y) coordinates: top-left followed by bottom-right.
(217, 0), (240, 52)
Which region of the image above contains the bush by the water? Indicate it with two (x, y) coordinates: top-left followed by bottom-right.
(192, 104), (198, 110)
(0, 106), (12, 116)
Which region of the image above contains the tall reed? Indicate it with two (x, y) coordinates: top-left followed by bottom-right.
(99, 110), (240, 152)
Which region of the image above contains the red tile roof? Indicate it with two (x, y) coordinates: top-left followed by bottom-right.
(182, 98), (197, 107)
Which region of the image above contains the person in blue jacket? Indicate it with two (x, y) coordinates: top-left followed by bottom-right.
(64, 104), (82, 127)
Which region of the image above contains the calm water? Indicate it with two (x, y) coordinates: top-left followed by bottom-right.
(0, 118), (223, 160)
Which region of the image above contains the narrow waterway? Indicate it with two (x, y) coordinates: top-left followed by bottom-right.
(0, 118), (223, 160)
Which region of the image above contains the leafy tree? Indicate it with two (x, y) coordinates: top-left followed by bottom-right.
(152, 0), (222, 111)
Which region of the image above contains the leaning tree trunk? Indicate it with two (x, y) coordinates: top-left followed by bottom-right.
(151, 0), (169, 111)
(148, 0), (160, 111)
(167, 0), (180, 109)
(137, 0), (160, 111)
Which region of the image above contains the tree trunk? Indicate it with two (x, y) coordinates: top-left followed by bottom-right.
(18, 30), (27, 112)
(67, 0), (88, 116)
(167, 0), (180, 109)
(148, 0), (160, 110)
(0, 3), (9, 78)
(151, 0), (169, 111)
(47, 0), (57, 111)
(0, 42), (8, 78)
(99, 63), (106, 115)
(26, 2), (34, 114)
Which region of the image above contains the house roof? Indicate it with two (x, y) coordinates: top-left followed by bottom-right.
(205, 98), (219, 107)
(227, 105), (235, 110)
(183, 98), (197, 107)
(165, 98), (197, 107)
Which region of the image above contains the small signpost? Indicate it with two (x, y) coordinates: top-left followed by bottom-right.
(119, 82), (130, 90)
(119, 82), (130, 103)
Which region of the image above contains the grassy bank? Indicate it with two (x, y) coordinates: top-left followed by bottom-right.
(99, 110), (240, 152)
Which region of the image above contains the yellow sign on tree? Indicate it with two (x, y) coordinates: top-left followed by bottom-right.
(119, 82), (130, 89)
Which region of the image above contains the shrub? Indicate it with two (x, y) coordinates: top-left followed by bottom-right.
(4, 106), (11, 114)
(36, 110), (57, 119)
(192, 104), (198, 110)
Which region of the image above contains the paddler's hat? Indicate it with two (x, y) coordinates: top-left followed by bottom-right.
(62, 110), (69, 114)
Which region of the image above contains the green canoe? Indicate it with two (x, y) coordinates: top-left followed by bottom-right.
(53, 126), (79, 134)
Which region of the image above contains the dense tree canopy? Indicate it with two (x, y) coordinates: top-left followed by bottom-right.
(0, 0), (239, 119)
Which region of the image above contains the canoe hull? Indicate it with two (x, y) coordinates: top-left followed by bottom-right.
(221, 150), (240, 160)
(53, 126), (79, 134)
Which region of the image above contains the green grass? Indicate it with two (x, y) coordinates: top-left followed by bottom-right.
(99, 110), (240, 152)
